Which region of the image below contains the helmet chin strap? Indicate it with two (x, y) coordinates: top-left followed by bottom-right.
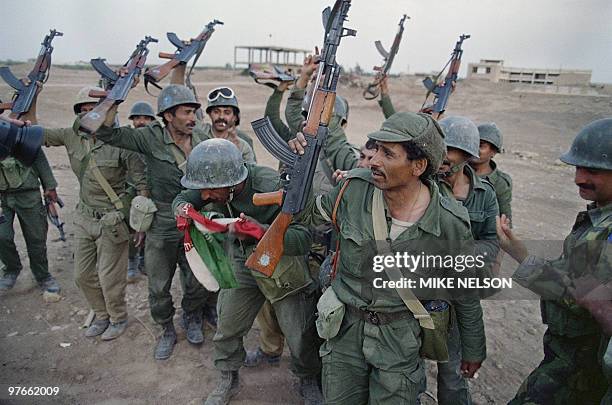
(439, 161), (466, 178)
(228, 186), (236, 202)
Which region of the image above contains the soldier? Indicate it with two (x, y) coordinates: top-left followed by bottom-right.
(172, 139), (323, 405)
(41, 86), (147, 340)
(469, 123), (513, 221)
(0, 147), (60, 294)
(434, 116), (499, 404)
(290, 112), (486, 404)
(126, 101), (156, 283)
(93, 85), (218, 360)
(497, 118), (612, 404)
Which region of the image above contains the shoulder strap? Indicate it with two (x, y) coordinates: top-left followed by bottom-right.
(331, 179), (351, 231)
(82, 140), (124, 211)
(372, 188), (435, 330)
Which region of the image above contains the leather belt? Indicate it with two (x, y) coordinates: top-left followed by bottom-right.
(346, 305), (414, 326)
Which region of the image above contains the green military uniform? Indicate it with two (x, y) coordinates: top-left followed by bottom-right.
(509, 202), (611, 405)
(0, 150), (57, 283)
(94, 121), (216, 326)
(379, 93), (396, 119)
(44, 121), (146, 323)
(297, 169), (486, 403)
(478, 159), (512, 220)
(172, 164), (321, 377)
(193, 121), (256, 163)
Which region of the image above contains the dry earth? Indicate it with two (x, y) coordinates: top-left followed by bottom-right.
(0, 67), (611, 404)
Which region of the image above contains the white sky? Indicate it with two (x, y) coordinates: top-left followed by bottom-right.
(1, 0), (611, 82)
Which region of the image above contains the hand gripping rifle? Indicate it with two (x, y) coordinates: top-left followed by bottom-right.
(421, 34), (470, 120)
(245, 0), (356, 276)
(0, 29), (63, 118)
(45, 196), (66, 242)
(248, 63), (296, 89)
(79, 36), (158, 134)
(363, 14), (409, 100)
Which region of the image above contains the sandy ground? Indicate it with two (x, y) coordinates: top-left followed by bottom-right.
(0, 66), (611, 404)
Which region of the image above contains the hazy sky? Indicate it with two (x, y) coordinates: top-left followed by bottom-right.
(2, 0), (611, 82)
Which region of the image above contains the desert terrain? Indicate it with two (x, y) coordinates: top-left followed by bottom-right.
(0, 66), (610, 404)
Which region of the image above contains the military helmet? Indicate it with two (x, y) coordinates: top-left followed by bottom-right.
(367, 111), (446, 173)
(157, 84), (201, 116)
(439, 116), (480, 159)
(181, 138), (248, 190)
(129, 101), (156, 120)
(477, 122), (503, 152)
(334, 95), (349, 124)
(560, 118), (612, 170)
(73, 86), (103, 114)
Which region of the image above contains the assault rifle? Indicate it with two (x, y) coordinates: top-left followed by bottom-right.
(0, 29), (63, 118)
(45, 195), (66, 242)
(79, 36), (157, 134)
(363, 14), (408, 100)
(248, 63), (296, 89)
(246, 0), (356, 276)
(421, 34), (470, 120)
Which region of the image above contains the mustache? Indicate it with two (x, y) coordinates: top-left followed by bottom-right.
(371, 168), (385, 177)
(577, 183), (596, 190)
(214, 119), (228, 125)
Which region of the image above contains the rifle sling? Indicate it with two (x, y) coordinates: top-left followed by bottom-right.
(80, 140), (124, 211)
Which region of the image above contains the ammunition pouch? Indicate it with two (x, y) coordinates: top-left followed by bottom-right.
(315, 286), (345, 340)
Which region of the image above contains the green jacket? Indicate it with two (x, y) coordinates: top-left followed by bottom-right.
(44, 121), (146, 213)
(192, 121), (256, 164)
(0, 150), (57, 193)
(297, 168), (487, 362)
(479, 160), (512, 220)
(172, 164), (312, 257)
(379, 93), (397, 119)
(94, 121), (203, 237)
(265, 88), (294, 142)
(514, 202), (612, 339)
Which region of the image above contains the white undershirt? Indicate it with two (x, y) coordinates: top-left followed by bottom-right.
(389, 217), (415, 241)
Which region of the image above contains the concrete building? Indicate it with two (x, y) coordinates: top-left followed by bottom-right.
(467, 59), (591, 86)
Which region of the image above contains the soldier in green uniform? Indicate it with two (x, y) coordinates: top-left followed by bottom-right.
(0, 147), (61, 294)
(470, 122), (513, 221)
(497, 118), (612, 405)
(93, 85), (220, 359)
(125, 101), (156, 283)
(172, 139), (322, 405)
(434, 116), (499, 405)
(289, 112), (487, 404)
(41, 86), (147, 340)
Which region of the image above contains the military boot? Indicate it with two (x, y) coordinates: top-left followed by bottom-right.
(204, 370), (240, 405)
(203, 304), (218, 328)
(244, 347), (280, 367)
(298, 376), (324, 405)
(38, 275), (61, 294)
(85, 318), (110, 337)
(155, 322), (177, 360)
(127, 257), (140, 283)
(183, 310), (204, 345)
(0, 272), (18, 291)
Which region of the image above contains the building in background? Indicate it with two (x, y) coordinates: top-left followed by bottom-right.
(467, 59), (591, 86)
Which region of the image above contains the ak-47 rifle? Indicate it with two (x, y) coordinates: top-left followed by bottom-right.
(45, 196), (66, 242)
(363, 14), (408, 100)
(245, 0), (356, 276)
(248, 63), (296, 89)
(0, 29), (63, 118)
(421, 34), (470, 120)
(79, 36), (158, 134)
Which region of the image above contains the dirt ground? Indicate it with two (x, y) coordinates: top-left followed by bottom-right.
(0, 67), (610, 404)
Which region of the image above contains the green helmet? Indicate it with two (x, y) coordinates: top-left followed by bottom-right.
(129, 101), (156, 120)
(560, 118), (612, 170)
(181, 138), (248, 189)
(334, 95), (349, 124)
(74, 86), (103, 114)
(439, 116), (480, 158)
(157, 85), (201, 116)
(205, 87), (240, 125)
(477, 122), (503, 152)
(367, 111), (446, 173)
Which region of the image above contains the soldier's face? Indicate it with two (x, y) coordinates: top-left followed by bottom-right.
(574, 167), (612, 205)
(358, 147), (376, 168)
(439, 148), (469, 173)
(166, 106), (196, 135)
(370, 141), (422, 189)
(472, 141), (496, 164)
(208, 107), (236, 132)
(131, 115), (153, 129)
(200, 187), (232, 204)
(79, 103), (97, 114)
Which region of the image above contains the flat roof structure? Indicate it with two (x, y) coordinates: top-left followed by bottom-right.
(234, 46), (310, 69)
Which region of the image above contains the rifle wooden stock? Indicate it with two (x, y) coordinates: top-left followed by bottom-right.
(145, 59), (181, 82)
(88, 89), (108, 98)
(303, 91), (335, 135)
(245, 212), (293, 276)
(159, 52), (175, 59)
(253, 190), (283, 207)
(79, 98), (116, 134)
(0, 102), (13, 111)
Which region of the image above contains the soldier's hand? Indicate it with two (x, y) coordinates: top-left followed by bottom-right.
(175, 203), (193, 221)
(460, 360), (482, 378)
(133, 231), (146, 248)
(0, 116), (29, 127)
(332, 169), (349, 183)
(277, 80), (291, 92)
(496, 214), (528, 263)
(227, 213), (268, 240)
(44, 189), (59, 203)
(296, 50), (320, 89)
(379, 75), (389, 96)
(288, 132), (308, 155)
